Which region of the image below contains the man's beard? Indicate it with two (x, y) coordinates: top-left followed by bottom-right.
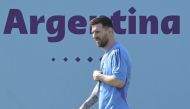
(96, 34), (109, 48)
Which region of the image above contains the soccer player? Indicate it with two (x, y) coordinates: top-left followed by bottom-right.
(79, 16), (131, 109)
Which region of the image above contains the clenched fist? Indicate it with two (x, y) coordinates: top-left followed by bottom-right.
(93, 70), (103, 81)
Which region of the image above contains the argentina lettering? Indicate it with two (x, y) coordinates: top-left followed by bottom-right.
(3, 7), (180, 42)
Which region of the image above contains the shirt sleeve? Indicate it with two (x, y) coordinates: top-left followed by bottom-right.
(111, 49), (129, 81)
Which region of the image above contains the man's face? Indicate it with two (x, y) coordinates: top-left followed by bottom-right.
(91, 23), (109, 47)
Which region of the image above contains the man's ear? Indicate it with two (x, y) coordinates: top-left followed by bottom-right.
(108, 27), (114, 34)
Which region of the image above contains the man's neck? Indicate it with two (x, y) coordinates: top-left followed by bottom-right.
(103, 38), (116, 53)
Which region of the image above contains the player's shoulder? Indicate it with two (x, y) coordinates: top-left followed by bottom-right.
(111, 43), (128, 55)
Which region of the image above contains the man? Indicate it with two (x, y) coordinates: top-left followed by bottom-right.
(79, 16), (131, 109)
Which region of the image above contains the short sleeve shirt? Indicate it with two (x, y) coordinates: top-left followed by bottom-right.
(99, 43), (131, 109)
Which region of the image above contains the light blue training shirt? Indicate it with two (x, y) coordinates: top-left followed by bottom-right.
(99, 42), (131, 109)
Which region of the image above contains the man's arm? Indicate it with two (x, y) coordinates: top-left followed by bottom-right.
(79, 83), (99, 109)
(93, 70), (125, 88)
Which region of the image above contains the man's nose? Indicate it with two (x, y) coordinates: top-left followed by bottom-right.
(92, 34), (97, 39)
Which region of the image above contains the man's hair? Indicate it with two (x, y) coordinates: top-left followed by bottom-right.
(90, 16), (113, 28)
